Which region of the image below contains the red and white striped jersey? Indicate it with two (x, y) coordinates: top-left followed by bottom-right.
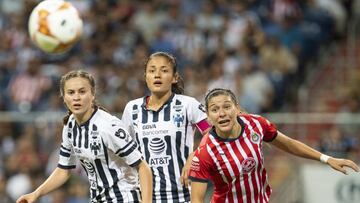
(189, 114), (277, 203)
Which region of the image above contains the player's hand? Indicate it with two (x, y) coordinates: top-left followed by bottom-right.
(327, 157), (360, 175)
(16, 192), (39, 203)
(180, 158), (192, 187)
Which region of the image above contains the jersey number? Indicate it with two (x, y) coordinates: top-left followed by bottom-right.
(115, 128), (129, 142)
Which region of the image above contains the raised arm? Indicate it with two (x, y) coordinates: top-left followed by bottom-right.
(16, 167), (71, 203)
(271, 131), (359, 174)
(137, 160), (153, 203)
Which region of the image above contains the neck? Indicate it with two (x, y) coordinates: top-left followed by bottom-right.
(75, 107), (95, 125)
(147, 91), (172, 111)
(217, 121), (241, 139)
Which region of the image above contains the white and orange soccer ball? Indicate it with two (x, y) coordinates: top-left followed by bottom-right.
(28, 0), (83, 54)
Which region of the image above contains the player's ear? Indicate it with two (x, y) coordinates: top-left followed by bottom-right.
(172, 72), (179, 84)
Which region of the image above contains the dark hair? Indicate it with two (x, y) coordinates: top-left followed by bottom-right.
(144, 52), (184, 94)
(60, 70), (107, 125)
(204, 88), (239, 112)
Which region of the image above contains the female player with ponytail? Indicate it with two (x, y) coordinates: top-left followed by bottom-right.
(122, 52), (211, 202)
(17, 70), (152, 203)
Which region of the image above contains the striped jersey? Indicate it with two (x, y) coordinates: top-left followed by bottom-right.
(58, 108), (143, 203)
(122, 94), (208, 202)
(189, 114), (278, 203)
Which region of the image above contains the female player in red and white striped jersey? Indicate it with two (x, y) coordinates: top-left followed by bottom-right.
(189, 88), (359, 203)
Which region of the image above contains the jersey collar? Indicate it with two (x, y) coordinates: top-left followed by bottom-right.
(141, 93), (175, 112)
(75, 107), (98, 127)
(209, 116), (245, 142)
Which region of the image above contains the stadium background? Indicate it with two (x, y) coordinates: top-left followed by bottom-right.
(0, 0), (359, 202)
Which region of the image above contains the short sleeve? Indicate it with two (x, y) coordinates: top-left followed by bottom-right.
(103, 118), (142, 167)
(121, 102), (133, 135)
(58, 123), (77, 169)
(258, 116), (278, 142)
(188, 97), (208, 125)
(189, 145), (212, 182)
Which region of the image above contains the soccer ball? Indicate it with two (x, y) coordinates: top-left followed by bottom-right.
(28, 0), (83, 54)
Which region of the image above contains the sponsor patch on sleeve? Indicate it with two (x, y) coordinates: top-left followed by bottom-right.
(191, 156), (201, 171)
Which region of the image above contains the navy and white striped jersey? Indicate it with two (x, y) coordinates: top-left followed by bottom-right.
(58, 108), (143, 203)
(122, 94), (207, 202)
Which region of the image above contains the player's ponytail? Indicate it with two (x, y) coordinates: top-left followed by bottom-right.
(144, 52), (184, 95)
(172, 72), (184, 94)
(63, 109), (72, 125)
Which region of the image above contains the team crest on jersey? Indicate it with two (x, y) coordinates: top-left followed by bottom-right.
(241, 157), (256, 173)
(90, 137), (102, 156)
(250, 132), (260, 144)
(148, 137), (171, 167)
(173, 113), (184, 127)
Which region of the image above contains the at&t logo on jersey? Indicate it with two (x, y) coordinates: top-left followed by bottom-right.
(148, 137), (171, 167)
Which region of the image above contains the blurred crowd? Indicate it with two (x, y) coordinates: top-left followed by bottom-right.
(0, 0), (359, 202)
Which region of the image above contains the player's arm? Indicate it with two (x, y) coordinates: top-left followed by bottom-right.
(181, 119), (211, 186)
(16, 167), (71, 203)
(271, 131), (359, 174)
(137, 160), (153, 203)
(191, 181), (208, 203)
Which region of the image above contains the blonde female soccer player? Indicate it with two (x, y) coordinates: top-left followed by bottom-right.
(16, 70), (152, 203)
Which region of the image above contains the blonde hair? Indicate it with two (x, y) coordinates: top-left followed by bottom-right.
(60, 70), (107, 124)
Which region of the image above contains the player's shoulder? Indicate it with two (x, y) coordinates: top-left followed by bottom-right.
(95, 109), (123, 127)
(174, 95), (205, 112)
(239, 113), (273, 126)
(126, 97), (144, 105)
(174, 94), (199, 103)
(96, 108), (115, 119)
(63, 114), (76, 129)
(123, 98), (141, 110)
(195, 133), (212, 155)
(194, 145), (211, 163)
(198, 132), (212, 147)
(239, 113), (264, 120)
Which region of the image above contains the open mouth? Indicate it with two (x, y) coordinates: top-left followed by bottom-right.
(73, 104), (81, 109)
(218, 119), (230, 125)
(153, 81), (162, 86)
